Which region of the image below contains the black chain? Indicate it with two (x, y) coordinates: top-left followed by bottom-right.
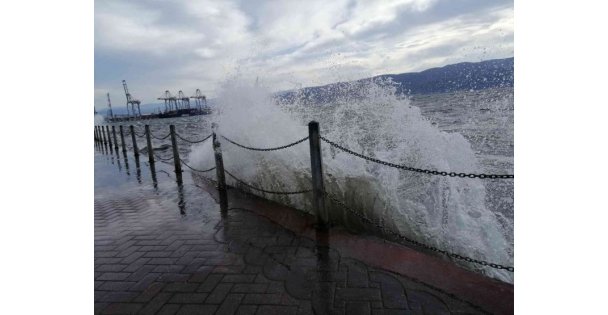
(221, 135), (309, 152)
(180, 159), (216, 173)
(224, 169), (312, 195)
(324, 192), (514, 272)
(150, 131), (171, 141)
(157, 159), (174, 166)
(153, 153), (174, 162)
(176, 133), (213, 144)
(133, 130), (147, 138)
(320, 136), (514, 179)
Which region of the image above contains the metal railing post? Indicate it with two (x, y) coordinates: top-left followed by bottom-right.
(308, 121), (328, 229)
(170, 125), (183, 184)
(101, 126), (107, 145)
(130, 125), (139, 157)
(119, 125), (127, 153)
(145, 125), (154, 164)
(212, 123), (228, 213)
(105, 125), (113, 150)
(112, 125), (119, 151)
(94, 126), (98, 142)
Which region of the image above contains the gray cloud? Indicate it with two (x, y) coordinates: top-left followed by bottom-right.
(95, 0), (513, 109)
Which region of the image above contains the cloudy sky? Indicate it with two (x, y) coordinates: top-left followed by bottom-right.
(95, 0), (513, 109)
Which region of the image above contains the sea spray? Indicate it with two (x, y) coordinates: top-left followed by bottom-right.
(95, 114), (106, 125)
(189, 77), (513, 283)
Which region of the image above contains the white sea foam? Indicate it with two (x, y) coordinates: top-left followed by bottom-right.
(189, 76), (513, 283)
(95, 114), (107, 125)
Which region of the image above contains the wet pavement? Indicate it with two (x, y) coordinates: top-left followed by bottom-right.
(94, 142), (505, 314)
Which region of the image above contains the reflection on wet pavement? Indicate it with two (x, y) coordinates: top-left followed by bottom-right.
(94, 144), (486, 314)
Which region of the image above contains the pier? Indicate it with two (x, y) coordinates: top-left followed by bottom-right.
(94, 123), (514, 314)
(102, 81), (212, 123)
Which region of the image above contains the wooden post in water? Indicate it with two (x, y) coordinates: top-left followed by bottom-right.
(130, 125), (139, 157)
(119, 125), (127, 153)
(105, 126), (113, 149)
(112, 126), (119, 151)
(212, 123), (228, 213)
(170, 125), (183, 184)
(145, 125), (154, 164)
(308, 121), (328, 229)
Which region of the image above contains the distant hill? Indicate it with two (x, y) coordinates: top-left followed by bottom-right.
(100, 58), (513, 116)
(278, 57), (513, 104)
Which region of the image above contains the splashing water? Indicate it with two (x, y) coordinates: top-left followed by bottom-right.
(189, 77), (513, 283)
(95, 114), (106, 125)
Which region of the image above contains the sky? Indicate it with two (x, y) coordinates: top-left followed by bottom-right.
(94, 0), (513, 110)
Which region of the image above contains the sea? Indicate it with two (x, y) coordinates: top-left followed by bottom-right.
(95, 81), (514, 283)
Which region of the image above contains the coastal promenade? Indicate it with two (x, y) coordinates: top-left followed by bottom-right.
(94, 147), (512, 314)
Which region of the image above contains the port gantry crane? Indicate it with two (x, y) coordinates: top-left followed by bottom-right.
(158, 90), (178, 112)
(190, 89), (207, 111)
(178, 90), (190, 109)
(122, 80), (141, 119)
(106, 93), (114, 119)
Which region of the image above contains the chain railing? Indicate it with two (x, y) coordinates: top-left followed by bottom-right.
(132, 130), (147, 138)
(221, 135), (309, 152)
(176, 133), (213, 144)
(95, 122), (514, 273)
(153, 152), (174, 162)
(325, 192), (514, 271)
(150, 130), (171, 141)
(180, 158), (216, 173)
(320, 136), (514, 179)
(224, 169), (312, 195)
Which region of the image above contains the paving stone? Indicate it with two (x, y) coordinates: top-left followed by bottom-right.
(139, 292), (173, 315)
(121, 251), (146, 264)
(97, 291), (139, 303)
(144, 251), (174, 258)
(122, 257), (151, 272)
(169, 293), (208, 304)
(126, 265), (156, 281)
(163, 283), (199, 293)
(257, 305), (298, 315)
(147, 257), (178, 265)
(130, 273), (161, 291)
(206, 283), (233, 304)
(98, 272), (132, 281)
(98, 281), (137, 291)
(133, 282), (165, 303)
(100, 302), (143, 314)
(197, 274), (223, 292)
(335, 288), (381, 301)
(153, 265), (185, 273)
(213, 265), (246, 274)
(231, 283), (268, 293)
(156, 304), (181, 315)
(216, 293), (245, 315)
(176, 304), (218, 315)
(157, 273), (190, 282)
(346, 302), (371, 315)
(347, 263), (370, 288)
(222, 274), (256, 283)
(96, 264), (128, 272)
(242, 293), (283, 305)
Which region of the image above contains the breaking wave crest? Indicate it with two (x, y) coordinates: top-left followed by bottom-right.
(189, 77), (513, 283)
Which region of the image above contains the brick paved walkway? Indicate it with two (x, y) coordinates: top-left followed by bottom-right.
(95, 187), (489, 314)
(94, 145), (514, 315)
